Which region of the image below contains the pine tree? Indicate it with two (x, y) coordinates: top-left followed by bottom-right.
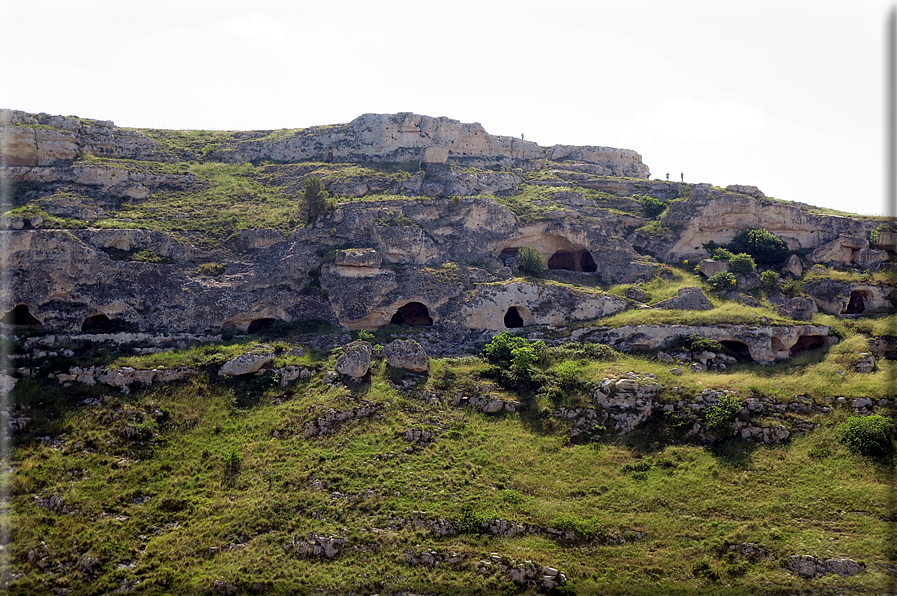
(303, 176), (328, 223)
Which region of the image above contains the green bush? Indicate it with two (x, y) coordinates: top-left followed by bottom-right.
(726, 228), (789, 265)
(781, 278), (805, 297)
(839, 415), (893, 457)
(760, 270), (778, 290)
(517, 246), (545, 276)
(483, 332), (546, 382)
(703, 394), (743, 438)
(639, 195), (666, 219)
(711, 247), (735, 261)
(728, 253), (756, 274)
(707, 271), (737, 291)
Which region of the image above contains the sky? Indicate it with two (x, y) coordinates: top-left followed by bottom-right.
(1, 0), (894, 216)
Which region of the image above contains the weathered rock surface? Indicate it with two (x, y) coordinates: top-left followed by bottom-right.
(805, 280), (895, 315)
(787, 555), (864, 579)
(807, 234), (888, 270)
(334, 341), (372, 378)
(383, 339), (429, 372)
(653, 287), (712, 310)
(218, 345), (276, 376)
(776, 296), (818, 322)
(573, 323), (834, 363)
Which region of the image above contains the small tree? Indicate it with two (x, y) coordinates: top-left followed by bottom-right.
(639, 195), (666, 219)
(303, 176), (329, 223)
(760, 270), (779, 290)
(517, 246), (545, 276)
(726, 228), (788, 266)
(704, 394), (743, 438)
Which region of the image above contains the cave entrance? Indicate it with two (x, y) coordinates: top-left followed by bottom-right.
(247, 318), (277, 334)
(842, 291), (869, 314)
(390, 302), (433, 326)
(789, 335), (827, 357)
(81, 314), (134, 334)
(547, 249), (598, 272)
(1, 305), (43, 330)
(504, 306), (524, 328)
(498, 248), (519, 261)
(720, 340), (751, 361)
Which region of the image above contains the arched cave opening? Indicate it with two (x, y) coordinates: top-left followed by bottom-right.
(720, 340), (752, 361)
(789, 335), (827, 357)
(770, 337), (786, 352)
(547, 249), (598, 272)
(1, 304), (43, 329)
(247, 318), (277, 334)
(504, 306), (524, 328)
(498, 248), (519, 261)
(842, 291), (869, 315)
(390, 302), (433, 326)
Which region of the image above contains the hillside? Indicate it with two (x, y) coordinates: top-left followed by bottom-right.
(2, 109), (896, 595)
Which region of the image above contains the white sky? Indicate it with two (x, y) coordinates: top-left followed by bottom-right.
(1, 0), (894, 215)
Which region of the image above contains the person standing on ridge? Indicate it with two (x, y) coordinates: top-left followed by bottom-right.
(681, 172), (684, 182)
(666, 172), (669, 180)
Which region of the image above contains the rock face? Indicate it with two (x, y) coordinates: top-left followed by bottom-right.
(206, 112), (648, 176)
(653, 287), (712, 310)
(776, 297), (818, 322)
(383, 339), (429, 373)
(1, 109), (893, 349)
(574, 323), (834, 363)
(807, 234), (888, 269)
(334, 341), (372, 378)
(787, 555), (864, 579)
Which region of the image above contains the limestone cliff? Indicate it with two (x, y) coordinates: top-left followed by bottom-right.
(1, 109), (894, 362)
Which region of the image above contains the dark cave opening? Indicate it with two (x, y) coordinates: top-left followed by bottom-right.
(547, 249), (598, 272)
(842, 291), (869, 314)
(789, 335), (827, 357)
(1, 304), (43, 328)
(720, 340), (752, 361)
(390, 302), (433, 326)
(504, 306), (524, 328)
(247, 318), (277, 334)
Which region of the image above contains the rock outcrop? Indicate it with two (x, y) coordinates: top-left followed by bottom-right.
(334, 341), (372, 378)
(383, 339), (429, 373)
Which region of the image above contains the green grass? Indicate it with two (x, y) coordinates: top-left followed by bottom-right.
(10, 339), (896, 594)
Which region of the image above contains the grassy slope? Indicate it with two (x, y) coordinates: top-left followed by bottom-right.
(10, 325), (896, 595)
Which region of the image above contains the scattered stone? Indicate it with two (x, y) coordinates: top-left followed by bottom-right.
(698, 259), (729, 278)
(853, 353), (875, 373)
(788, 555), (864, 578)
(781, 254), (803, 278)
(624, 286), (647, 302)
(653, 287), (713, 311)
(286, 533), (346, 559)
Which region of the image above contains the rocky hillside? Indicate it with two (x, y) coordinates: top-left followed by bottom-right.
(2, 110), (896, 595)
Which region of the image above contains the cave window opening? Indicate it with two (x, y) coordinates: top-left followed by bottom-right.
(389, 302), (433, 326)
(498, 248), (519, 263)
(580, 251), (598, 272)
(1, 304), (43, 328)
(789, 335), (827, 357)
(842, 291), (869, 314)
(247, 318), (277, 334)
(720, 340), (751, 361)
(504, 306), (524, 328)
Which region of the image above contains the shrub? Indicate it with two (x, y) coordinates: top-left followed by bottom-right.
(726, 228), (789, 265)
(303, 176), (329, 223)
(781, 278), (805, 297)
(707, 271), (737, 291)
(711, 247), (735, 261)
(132, 249), (166, 263)
(839, 415), (893, 457)
(197, 262), (226, 277)
(516, 246), (545, 276)
(760, 270), (778, 290)
(684, 335), (721, 353)
(703, 394), (743, 438)
(639, 195), (666, 219)
(728, 253), (756, 274)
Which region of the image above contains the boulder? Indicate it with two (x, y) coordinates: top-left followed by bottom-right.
(698, 259), (729, 278)
(624, 286), (647, 302)
(335, 341), (372, 378)
(781, 254), (803, 278)
(383, 339), (429, 373)
(653, 287), (712, 311)
(776, 297), (818, 322)
(218, 345), (276, 376)
(808, 234), (888, 269)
